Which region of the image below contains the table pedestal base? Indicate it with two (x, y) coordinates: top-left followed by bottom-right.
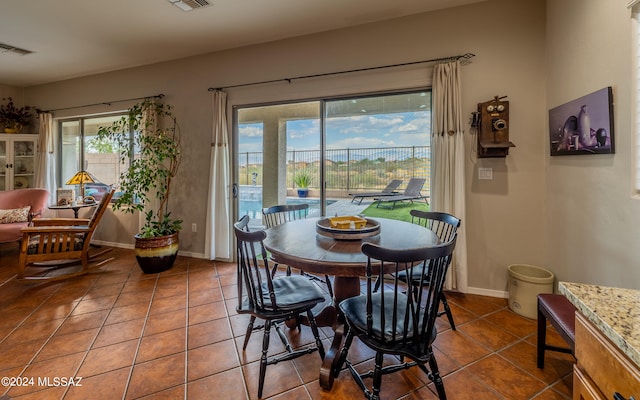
(319, 276), (360, 390)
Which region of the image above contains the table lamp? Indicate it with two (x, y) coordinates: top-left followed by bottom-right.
(66, 170), (98, 200)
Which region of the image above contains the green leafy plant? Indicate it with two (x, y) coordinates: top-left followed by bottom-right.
(0, 97), (33, 127)
(293, 171), (311, 188)
(96, 100), (182, 238)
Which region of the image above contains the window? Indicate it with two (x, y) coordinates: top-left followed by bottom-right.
(59, 114), (132, 194)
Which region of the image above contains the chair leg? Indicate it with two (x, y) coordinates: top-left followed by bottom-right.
(537, 306), (546, 368)
(242, 316), (256, 350)
(324, 275), (334, 298)
(371, 351), (384, 400)
(258, 319), (272, 399)
(307, 310), (325, 359)
(428, 353), (447, 399)
(440, 294), (456, 331)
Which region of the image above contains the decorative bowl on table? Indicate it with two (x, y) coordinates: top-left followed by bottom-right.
(316, 216), (380, 240)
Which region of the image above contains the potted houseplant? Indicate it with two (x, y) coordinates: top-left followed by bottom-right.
(0, 97), (33, 133)
(293, 171), (311, 198)
(96, 99), (182, 273)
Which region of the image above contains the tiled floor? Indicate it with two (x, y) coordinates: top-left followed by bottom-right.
(0, 242), (574, 399)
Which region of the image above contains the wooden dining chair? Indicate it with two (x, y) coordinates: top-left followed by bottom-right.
(262, 203), (333, 297)
(234, 215), (325, 398)
(374, 209), (461, 330)
(336, 236), (457, 400)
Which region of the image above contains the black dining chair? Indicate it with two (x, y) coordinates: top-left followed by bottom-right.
(374, 210), (461, 330)
(262, 203), (333, 297)
(336, 236), (457, 400)
(234, 215), (325, 398)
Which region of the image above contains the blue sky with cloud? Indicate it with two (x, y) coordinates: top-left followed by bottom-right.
(239, 111), (430, 155)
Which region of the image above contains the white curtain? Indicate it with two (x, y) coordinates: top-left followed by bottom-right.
(35, 112), (57, 205)
(206, 90), (231, 260)
(431, 60), (468, 292)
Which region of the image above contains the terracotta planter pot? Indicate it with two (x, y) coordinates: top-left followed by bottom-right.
(134, 232), (179, 274)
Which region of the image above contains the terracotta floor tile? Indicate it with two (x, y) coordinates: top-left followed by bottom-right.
(153, 281), (187, 299)
(7, 386), (67, 400)
(104, 301), (150, 325)
(55, 309), (109, 336)
(448, 292), (507, 317)
(22, 301), (77, 325)
(114, 290), (153, 308)
(187, 318), (233, 349)
(457, 318), (520, 351)
(71, 295), (119, 316)
(187, 338), (240, 381)
(121, 278), (157, 294)
(1, 318), (64, 347)
(243, 359), (303, 399)
(7, 352), (85, 397)
(441, 368), (503, 399)
(149, 293), (187, 315)
(532, 387), (572, 399)
(466, 354), (548, 399)
(34, 328), (99, 362)
(143, 309), (186, 336)
(0, 339), (46, 370)
(188, 288), (222, 308)
(484, 308), (538, 338)
(220, 284), (237, 300)
(65, 366), (131, 400)
(187, 368), (248, 399)
(136, 385), (186, 399)
(433, 329), (491, 366)
(125, 353), (185, 399)
(78, 339), (138, 377)
(0, 245), (576, 400)
(136, 327), (186, 363)
(92, 318), (145, 348)
(188, 301), (228, 325)
(83, 282), (125, 299)
(500, 340), (574, 384)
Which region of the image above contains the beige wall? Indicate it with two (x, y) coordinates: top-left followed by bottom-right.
(546, 0), (640, 289)
(19, 0), (637, 294)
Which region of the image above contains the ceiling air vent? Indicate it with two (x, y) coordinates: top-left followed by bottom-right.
(0, 43), (33, 56)
(167, 0), (210, 11)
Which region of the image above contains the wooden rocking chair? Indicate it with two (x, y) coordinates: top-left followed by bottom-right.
(17, 189), (115, 282)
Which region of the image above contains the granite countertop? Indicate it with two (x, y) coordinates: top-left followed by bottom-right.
(559, 281), (640, 368)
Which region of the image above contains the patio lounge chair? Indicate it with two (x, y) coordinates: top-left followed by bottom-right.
(375, 177), (428, 209)
(348, 179), (402, 205)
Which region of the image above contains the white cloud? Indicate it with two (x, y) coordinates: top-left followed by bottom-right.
(239, 125), (263, 138)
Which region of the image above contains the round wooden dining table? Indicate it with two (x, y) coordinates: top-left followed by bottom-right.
(262, 216), (438, 390)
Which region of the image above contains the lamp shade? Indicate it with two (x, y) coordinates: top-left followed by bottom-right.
(66, 170), (97, 186)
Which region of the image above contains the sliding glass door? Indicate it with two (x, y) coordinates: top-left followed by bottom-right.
(234, 90), (431, 227)
(236, 102), (321, 228)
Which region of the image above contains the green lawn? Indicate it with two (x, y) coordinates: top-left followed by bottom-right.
(360, 200), (429, 223)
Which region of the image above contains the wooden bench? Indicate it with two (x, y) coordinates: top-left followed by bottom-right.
(537, 293), (577, 368)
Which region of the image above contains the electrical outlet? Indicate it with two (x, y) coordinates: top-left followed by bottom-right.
(192, 223), (197, 233)
(478, 167), (493, 180)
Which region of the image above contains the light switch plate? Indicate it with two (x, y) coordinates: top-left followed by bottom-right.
(478, 167), (493, 180)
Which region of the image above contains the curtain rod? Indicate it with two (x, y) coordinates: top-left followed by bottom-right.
(208, 53), (474, 92)
(44, 93), (165, 113)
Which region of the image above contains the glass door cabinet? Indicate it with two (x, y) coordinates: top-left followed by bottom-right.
(0, 134), (38, 191)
